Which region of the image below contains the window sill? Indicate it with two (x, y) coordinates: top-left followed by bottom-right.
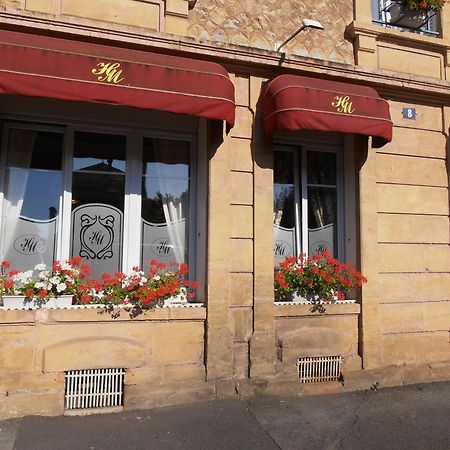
(0, 303), (206, 324)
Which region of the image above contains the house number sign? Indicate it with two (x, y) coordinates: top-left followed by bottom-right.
(402, 107), (416, 120)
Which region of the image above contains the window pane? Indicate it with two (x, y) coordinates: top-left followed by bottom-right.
(1, 128), (63, 269)
(308, 186), (338, 257)
(307, 150), (338, 257)
(307, 151), (336, 186)
(71, 131), (126, 278)
(141, 138), (190, 267)
(274, 151), (297, 265)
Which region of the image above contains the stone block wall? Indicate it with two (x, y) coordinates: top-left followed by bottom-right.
(275, 303), (362, 378)
(1, 0), (192, 35)
(0, 307), (207, 419)
(376, 99), (450, 368)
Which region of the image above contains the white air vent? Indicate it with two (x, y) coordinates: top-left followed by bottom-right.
(65, 368), (125, 410)
(297, 356), (341, 383)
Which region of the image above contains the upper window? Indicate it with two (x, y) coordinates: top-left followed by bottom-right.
(0, 123), (197, 280)
(273, 143), (346, 267)
(372, 0), (440, 36)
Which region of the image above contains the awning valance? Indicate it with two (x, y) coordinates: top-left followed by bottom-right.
(261, 74), (392, 147)
(0, 30), (235, 127)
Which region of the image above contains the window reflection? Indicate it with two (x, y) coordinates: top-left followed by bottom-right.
(274, 150), (297, 265)
(141, 138), (190, 266)
(71, 132), (126, 278)
(2, 129), (63, 269)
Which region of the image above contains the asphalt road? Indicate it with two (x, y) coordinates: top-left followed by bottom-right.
(1, 382), (449, 450)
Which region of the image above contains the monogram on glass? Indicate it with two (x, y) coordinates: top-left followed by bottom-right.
(273, 145), (341, 264)
(1, 127), (63, 270)
(141, 138), (190, 267)
(273, 150), (297, 267)
(70, 131), (126, 279)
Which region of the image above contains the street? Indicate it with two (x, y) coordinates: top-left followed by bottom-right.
(1, 382), (449, 450)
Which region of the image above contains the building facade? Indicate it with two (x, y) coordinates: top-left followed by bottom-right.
(0, 0), (449, 418)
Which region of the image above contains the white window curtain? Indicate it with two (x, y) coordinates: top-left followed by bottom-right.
(2, 130), (35, 257)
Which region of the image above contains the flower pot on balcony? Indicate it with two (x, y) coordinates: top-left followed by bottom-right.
(2, 294), (73, 309)
(388, 3), (428, 28)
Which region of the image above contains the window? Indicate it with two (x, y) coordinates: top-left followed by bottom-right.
(0, 126), (64, 270)
(273, 143), (346, 266)
(372, 0), (440, 36)
(0, 123), (198, 280)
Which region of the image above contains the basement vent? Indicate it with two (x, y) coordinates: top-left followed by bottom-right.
(65, 368), (125, 410)
(297, 356), (341, 383)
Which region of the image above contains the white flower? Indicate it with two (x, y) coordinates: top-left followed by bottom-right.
(35, 282), (46, 289)
(56, 282), (67, 293)
(34, 263), (47, 271)
(13, 270), (33, 284)
(153, 275), (161, 281)
(39, 270), (50, 279)
(49, 276), (61, 285)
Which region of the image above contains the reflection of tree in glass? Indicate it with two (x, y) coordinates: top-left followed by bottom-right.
(273, 185), (295, 228)
(142, 191), (188, 224)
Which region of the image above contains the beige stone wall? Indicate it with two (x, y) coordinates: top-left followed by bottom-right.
(375, 99), (450, 367)
(1, 0), (192, 35)
(275, 304), (362, 378)
(0, 308), (207, 418)
(349, 0), (450, 79)
(188, 0), (354, 64)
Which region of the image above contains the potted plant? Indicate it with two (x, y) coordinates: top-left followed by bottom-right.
(0, 256), (90, 309)
(388, 0), (445, 28)
(274, 251), (367, 303)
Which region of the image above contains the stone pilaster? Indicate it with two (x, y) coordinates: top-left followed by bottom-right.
(358, 137), (383, 369)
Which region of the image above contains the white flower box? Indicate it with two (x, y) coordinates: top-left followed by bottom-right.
(2, 295), (73, 309)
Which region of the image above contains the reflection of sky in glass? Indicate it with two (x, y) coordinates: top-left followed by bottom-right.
(142, 177), (188, 199)
(73, 157), (126, 172)
(144, 162), (188, 178)
(8, 169), (61, 220)
(274, 184), (293, 197)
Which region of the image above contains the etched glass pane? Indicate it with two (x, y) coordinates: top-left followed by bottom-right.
(1, 128), (63, 269)
(71, 131), (126, 278)
(307, 151), (338, 258)
(141, 138), (190, 268)
(274, 150), (297, 265)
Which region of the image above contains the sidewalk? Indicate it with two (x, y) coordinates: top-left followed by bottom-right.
(1, 382), (449, 450)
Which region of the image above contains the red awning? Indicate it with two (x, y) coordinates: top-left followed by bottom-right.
(0, 30), (235, 127)
(262, 74), (392, 147)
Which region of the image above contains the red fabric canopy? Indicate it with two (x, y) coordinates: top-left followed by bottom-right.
(0, 30), (235, 127)
(262, 74), (392, 147)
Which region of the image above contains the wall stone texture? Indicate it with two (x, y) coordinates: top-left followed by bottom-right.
(188, 0), (354, 64)
(0, 0), (25, 8)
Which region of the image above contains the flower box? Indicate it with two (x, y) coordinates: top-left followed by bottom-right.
(2, 294), (73, 309)
(388, 3), (428, 28)
(274, 252), (367, 304)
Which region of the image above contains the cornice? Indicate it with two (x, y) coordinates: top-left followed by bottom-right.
(0, 9), (450, 102)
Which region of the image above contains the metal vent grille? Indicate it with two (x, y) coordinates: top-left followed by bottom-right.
(297, 356), (341, 383)
(65, 368), (125, 410)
